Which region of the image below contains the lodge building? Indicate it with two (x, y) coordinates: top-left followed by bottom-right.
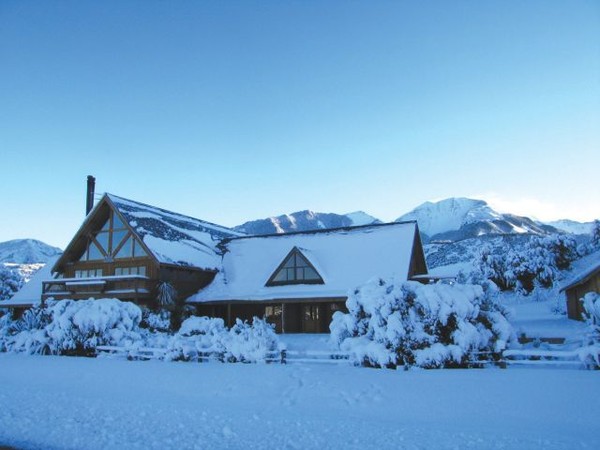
(6, 180), (430, 333)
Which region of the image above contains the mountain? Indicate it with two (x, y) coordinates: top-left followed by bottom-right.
(234, 210), (381, 235)
(544, 219), (596, 235)
(396, 198), (556, 242)
(0, 239), (62, 264)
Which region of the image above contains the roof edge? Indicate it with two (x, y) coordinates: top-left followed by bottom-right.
(222, 220), (419, 243)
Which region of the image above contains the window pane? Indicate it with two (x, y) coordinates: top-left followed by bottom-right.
(138, 266), (146, 276)
(96, 269), (103, 277)
(115, 236), (133, 258)
(273, 270), (286, 282)
(304, 267), (319, 280)
(283, 256), (295, 268)
(133, 240), (148, 257)
(100, 218), (110, 231)
(115, 268), (122, 276)
(88, 242), (104, 260)
(78, 249), (88, 262)
(96, 232), (109, 252)
(112, 214), (125, 229)
(296, 267), (304, 280)
(112, 230), (128, 252)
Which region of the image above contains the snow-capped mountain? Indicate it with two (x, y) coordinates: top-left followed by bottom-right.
(544, 219), (596, 235)
(0, 239), (62, 264)
(396, 198), (556, 242)
(234, 210), (380, 235)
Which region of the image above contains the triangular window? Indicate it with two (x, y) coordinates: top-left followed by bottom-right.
(266, 247), (324, 286)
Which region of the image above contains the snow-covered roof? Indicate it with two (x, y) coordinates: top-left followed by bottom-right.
(189, 222), (423, 303)
(560, 250), (600, 292)
(107, 194), (244, 269)
(1, 256), (60, 307)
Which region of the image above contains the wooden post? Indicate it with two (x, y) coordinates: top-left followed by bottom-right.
(227, 303), (231, 328)
(281, 303), (285, 334)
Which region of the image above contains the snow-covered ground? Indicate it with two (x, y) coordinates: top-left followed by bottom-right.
(508, 297), (586, 340)
(1, 355), (599, 450)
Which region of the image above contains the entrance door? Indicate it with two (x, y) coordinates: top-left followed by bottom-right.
(302, 304), (322, 333)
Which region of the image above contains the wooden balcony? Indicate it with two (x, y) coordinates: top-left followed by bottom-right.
(42, 275), (153, 302)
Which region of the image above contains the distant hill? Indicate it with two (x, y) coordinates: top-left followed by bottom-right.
(0, 239), (62, 264)
(544, 219), (596, 235)
(234, 210), (380, 235)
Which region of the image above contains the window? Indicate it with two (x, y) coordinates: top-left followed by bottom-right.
(114, 266), (147, 276)
(75, 269), (103, 278)
(78, 209), (148, 261)
(266, 247), (324, 286)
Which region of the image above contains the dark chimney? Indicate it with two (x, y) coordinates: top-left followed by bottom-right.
(86, 175), (96, 215)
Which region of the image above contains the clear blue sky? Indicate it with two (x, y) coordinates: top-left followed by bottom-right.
(1, 1), (599, 248)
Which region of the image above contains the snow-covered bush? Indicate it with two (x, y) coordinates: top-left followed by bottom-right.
(3, 298), (142, 356)
(45, 299), (142, 355)
(225, 318), (279, 363)
(165, 316), (279, 363)
(141, 308), (172, 332)
(165, 316), (227, 361)
(579, 292), (600, 368)
(330, 278), (513, 369)
(0, 266), (24, 301)
(472, 235), (578, 294)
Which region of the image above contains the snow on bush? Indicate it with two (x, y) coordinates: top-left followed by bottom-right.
(166, 316), (279, 363)
(578, 292), (600, 368)
(470, 234), (578, 294)
(1, 299), (142, 356)
(141, 308), (172, 333)
(330, 278), (513, 369)
(0, 265), (24, 301)
(166, 316), (227, 361)
(225, 318), (279, 363)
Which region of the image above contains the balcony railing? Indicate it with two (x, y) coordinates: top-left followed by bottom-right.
(42, 275), (152, 301)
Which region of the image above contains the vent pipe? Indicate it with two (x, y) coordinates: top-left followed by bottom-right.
(86, 175), (96, 215)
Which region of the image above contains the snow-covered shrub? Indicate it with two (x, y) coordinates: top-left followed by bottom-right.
(165, 316), (279, 363)
(141, 308), (172, 332)
(0, 305), (53, 354)
(3, 299), (142, 356)
(225, 318), (279, 363)
(330, 278), (513, 369)
(43, 299), (142, 355)
(472, 235), (578, 294)
(0, 266), (24, 301)
(165, 316), (227, 361)
(579, 292), (600, 368)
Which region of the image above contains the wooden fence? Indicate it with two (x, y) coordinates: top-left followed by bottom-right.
(96, 345), (598, 369)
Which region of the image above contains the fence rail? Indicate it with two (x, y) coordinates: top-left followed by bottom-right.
(95, 345), (598, 369)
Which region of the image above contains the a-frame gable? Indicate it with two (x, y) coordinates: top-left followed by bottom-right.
(52, 195), (158, 274)
(266, 247), (324, 286)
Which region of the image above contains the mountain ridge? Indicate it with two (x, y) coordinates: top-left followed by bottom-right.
(0, 239), (62, 264)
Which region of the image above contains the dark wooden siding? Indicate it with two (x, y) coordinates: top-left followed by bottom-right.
(566, 272), (600, 320)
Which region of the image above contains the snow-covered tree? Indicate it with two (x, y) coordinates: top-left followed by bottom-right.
(0, 266), (24, 301)
(579, 292), (600, 368)
(330, 278), (513, 369)
(471, 234), (577, 294)
(156, 281), (177, 308)
(590, 220), (600, 252)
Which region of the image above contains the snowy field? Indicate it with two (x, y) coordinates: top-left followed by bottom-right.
(1, 355), (599, 450)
